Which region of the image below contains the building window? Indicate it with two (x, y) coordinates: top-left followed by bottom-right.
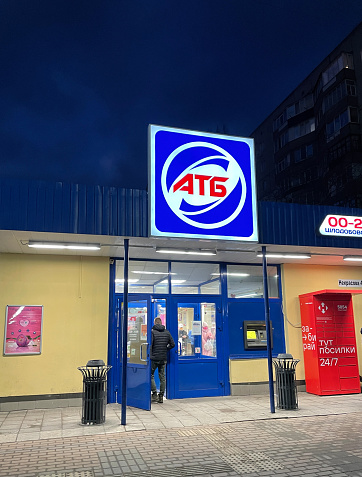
(328, 135), (361, 162)
(286, 94), (314, 119)
(326, 109), (349, 141)
(115, 260), (169, 294)
(294, 144), (313, 163)
(349, 106), (359, 123)
(322, 52), (354, 88)
(274, 131), (288, 152)
(273, 95), (314, 132)
(346, 79), (357, 96)
(289, 118), (315, 141)
(322, 79), (357, 113)
(276, 154), (290, 173)
(273, 111), (287, 131)
(326, 108), (358, 142)
(170, 262), (220, 295)
(227, 265), (279, 299)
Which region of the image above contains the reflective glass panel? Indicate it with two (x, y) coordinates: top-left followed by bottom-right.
(227, 265), (279, 298)
(201, 303), (217, 357)
(127, 300), (148, 364)
(177, 302), (217, 359)
(177, 306), (195, 357)
(171, 262), (220, 295)
(115, 260), (169, 294)
(153, 298), (166, 326)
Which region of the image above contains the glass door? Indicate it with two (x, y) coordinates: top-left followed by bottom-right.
(123, 296), (151, 410)
(169, 297), (224, 399)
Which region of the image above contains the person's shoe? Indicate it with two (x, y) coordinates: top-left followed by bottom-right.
(151, 392), (158, 403)
(158, 393), (163, 403)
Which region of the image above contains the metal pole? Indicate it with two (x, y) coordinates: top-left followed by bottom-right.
(121, 238), (129, 425)
(262, 245), (275, 413)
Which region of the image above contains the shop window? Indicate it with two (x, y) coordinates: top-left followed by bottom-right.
(115, 260), (169, 294)
(171, 262), (220, 295)
(227, 265), (279, 299)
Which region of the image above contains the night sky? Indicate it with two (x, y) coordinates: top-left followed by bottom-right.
(1, 0), (362, 190)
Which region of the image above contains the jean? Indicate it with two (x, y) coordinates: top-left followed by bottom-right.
(151, 360), (166, 394)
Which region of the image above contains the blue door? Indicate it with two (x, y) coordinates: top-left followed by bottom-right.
(168, 297), (225, 399)
(121, 296), (151, 410)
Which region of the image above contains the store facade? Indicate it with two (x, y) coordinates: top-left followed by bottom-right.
(1, 179), (362, 410)
(1, 127), (362, 410)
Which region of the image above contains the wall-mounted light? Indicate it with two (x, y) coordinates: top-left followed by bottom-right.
(343, 256), (362, 262)
(256, 252), (311, 259)
(28, 241), (101, 251)
(155, 248), (217, 256)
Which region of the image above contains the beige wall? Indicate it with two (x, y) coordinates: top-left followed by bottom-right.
(230, 358), (269, 383)
(0, 253), (110, 397)
(282, 263), (362, 381)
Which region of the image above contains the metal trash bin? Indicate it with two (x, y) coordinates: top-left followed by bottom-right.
(272, 353), (300, 410)
(78, 359), (112, 425)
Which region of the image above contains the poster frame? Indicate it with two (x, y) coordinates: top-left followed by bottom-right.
(3, 305), (44, 356)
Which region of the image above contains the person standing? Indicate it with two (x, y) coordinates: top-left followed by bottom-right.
(150, 317), (175, 403)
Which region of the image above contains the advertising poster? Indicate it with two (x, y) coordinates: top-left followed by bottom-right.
(3, 305), (43, 355)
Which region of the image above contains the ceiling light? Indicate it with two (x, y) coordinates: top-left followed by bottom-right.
(28, 241), (101, 251)
(235, 292), (258, 298)
(160, 279), (186, 284)
(256, 252), (311, 259)
(115, 279), (139, 283)
(343, 256), (362, 262)
(211, 272), (250, 277)
(131, 271), (175, 275)
(227, 273), (250, 277)
(156, 248), (217, 256)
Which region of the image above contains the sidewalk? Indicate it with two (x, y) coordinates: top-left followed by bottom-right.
(1, 391), (362, 442)
(1, 392), (362, 476)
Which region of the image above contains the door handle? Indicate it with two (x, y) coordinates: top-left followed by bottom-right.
(177, 341), (182, 355)
(140, 342), (149, 362)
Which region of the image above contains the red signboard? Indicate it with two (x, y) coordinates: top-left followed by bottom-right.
(299, 290), (361, 395)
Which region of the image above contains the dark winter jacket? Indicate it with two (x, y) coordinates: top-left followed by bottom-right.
(150, 324), (175, 362)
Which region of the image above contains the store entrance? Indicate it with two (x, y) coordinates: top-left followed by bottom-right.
(113, 294), (225, 406)
(168, 296), (225, 399)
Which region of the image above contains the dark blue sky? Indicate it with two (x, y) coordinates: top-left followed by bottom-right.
(1, 0), (362, 190)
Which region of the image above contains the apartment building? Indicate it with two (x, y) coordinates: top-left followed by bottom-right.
(252, 22), (362, 206)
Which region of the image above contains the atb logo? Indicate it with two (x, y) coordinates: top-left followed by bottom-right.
(161, 141), (247, 229)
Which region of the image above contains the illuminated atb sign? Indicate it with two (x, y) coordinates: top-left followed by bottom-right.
(149, 125), (258, 241)
(319, 214), (362, 237)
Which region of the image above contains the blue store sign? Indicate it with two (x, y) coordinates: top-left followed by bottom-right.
(149, 125), (258, 241)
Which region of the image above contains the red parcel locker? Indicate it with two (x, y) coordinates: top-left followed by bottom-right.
(299, 290), (361, 396)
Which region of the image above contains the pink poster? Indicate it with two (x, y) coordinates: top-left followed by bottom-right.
(4, 305), (43, 355)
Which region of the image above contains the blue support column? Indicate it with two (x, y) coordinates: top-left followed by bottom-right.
(262, 246), (275, 414)
(121, 239), (129, 425)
